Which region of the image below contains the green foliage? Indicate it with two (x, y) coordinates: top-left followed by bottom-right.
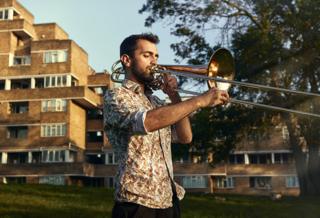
(140, 0), (320, 194)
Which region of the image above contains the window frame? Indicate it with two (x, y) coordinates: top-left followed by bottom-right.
(43, 50), (68, 64)
(182, 176), (208, 189)
(41, 123), (67, 137)
(41, 99), (67, 112)
(13, 56), (31, 66)
(286, 176), (299, 188)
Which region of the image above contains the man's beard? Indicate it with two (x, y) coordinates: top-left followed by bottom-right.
(131, 62), (155, 85)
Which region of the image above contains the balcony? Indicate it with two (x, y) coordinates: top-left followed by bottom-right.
(173, 163), (221, 175)
(225, 164), (297, 176)
(0, 86), (102, 109)
(173, 162), (297, 176)
(86, 142), (104, 152)
(0, 19), (34, 39)
(87, 119), (103, 130)
(0, 114), (40, 125)
(87, 73), (111, 88)
(0, 163), (117, 177)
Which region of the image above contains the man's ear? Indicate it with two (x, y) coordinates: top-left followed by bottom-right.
(120, 54), (131, 68)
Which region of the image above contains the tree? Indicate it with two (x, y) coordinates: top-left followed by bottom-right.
(140, 0), (320, 196)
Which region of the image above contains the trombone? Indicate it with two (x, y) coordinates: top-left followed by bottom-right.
(111, 48), (320, 118)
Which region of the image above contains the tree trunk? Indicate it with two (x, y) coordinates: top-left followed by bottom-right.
(284, 116), (309, 195)
(306, 139), (320, 195)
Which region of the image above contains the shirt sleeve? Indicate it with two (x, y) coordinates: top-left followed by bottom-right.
(104, 89), (148, 135)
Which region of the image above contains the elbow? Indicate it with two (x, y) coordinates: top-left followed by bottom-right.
(178, 135), (193, 144)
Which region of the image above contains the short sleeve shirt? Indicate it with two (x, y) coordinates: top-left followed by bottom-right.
(104, 79), (185, 209)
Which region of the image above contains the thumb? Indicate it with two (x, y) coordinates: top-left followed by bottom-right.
(163, 73), (169, 82)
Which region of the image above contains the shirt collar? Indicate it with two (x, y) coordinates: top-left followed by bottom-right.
(122, 79), (143, 94)
(122, 79), (153, 96)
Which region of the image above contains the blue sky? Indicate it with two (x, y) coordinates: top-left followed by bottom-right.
(19, 0), (177, 72)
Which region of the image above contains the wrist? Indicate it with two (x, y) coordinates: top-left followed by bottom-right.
(195, 94), (210, 109)
(168, 92), (181, 103)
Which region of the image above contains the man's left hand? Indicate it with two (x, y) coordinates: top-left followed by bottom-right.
(162, 74), (180, 102)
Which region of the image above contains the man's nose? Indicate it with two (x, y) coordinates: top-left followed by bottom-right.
(151, 56), (158, 64)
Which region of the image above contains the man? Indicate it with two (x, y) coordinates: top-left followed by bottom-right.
(104, 33), (229, 218)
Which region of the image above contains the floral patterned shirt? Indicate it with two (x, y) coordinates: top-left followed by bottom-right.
(104, 79), (185, 209)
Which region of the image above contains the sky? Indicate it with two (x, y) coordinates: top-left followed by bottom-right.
(19, 0), (178, 73)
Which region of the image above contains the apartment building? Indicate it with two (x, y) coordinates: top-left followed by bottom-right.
(0, 0), (299, 196)
(174, 125), (299, 196)
(0, 0), (114, 186)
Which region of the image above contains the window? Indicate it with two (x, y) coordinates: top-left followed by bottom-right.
(282, 126), (289, 140)
(248, 153), (272, 164)
(11, 79), (30, 89)
(44, 50), (68, 63)
(41, 124), (66, 137)
(0, 80), (5, 90)
(41, 99), (67, 112)
(0, 9), (10, 20)
(41, 150), (66, 163)
(35, 78), (44, 88)
(249, 177), (272, 189)
(286, 176), (299, 188)
(13, 56), (31, 66)
(87, 109), (103, 119)
(5, 177), (26, 184)
(44, 75), (68, 88)
(87, 131), (103, 142)
(7, 152), (28, 164)
(274, 153), (291, 164)
(215, 176), (235, 189)
(94, 87), (107, 95)
(86, 154), (105, 164)
(105, 152), (118, 165)
(106, 177), (115, 188)
(9, 102), (28, 114)
(108, 153), (113, 164)
(182, 176), (208, 188)
(229, 154), (244, 164)
(39, 176), (65, 185)
(7, 126), (28, 139)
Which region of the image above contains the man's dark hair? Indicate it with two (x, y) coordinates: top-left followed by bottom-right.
(120, 33), (159, 57)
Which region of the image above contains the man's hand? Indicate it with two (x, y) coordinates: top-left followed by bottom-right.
(162, 74), (180, 102)
(198, 87), (230, 108)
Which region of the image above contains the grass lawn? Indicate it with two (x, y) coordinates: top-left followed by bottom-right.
(0, 184), (319, 218)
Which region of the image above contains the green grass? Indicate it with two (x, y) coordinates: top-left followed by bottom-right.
(0, 184), (319, 218)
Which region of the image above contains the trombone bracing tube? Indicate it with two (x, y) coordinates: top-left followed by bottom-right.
(161, 69), (320, 98)
(178, 89), (320, 119)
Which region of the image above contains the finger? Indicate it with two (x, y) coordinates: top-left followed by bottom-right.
(167, 77), (177, 85)
(220, 91), (229, 99)
(221, 95), (230, 104)
(163, 73), (169, 83)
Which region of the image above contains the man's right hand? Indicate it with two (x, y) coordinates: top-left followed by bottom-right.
(197, 87), (230, 108)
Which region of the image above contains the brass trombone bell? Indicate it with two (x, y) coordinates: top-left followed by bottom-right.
(159, 48), (235, 91)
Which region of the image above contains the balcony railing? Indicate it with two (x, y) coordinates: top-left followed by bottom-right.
(0, 19), (34, 38)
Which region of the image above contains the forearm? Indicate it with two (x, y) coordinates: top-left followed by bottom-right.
(173, 116), (192, 143)
(144, 95), (201, 133)
(169, 93), (192, 143)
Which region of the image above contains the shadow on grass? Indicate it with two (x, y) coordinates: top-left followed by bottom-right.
(1, 185), (320, 218)
(181, 193), (320, 218)
(0, 202), (111, 218)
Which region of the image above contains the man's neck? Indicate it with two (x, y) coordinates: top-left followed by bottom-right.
(126, 74), (145, 93)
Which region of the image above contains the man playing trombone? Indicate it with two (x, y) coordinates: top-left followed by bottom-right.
(104, 33), (229, 218)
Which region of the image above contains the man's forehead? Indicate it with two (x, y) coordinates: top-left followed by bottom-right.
(136, 39), (157, 49)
